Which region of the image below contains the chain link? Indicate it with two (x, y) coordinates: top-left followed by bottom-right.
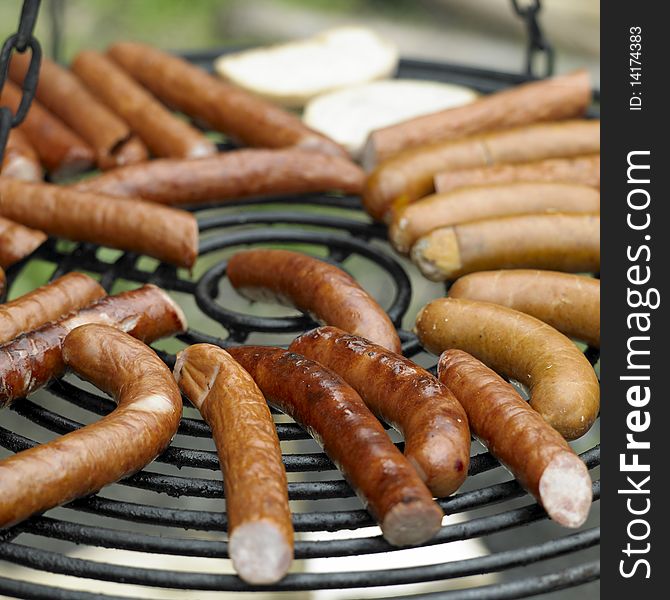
(511, 0), (555, 78)
(0, 0), (42, 166)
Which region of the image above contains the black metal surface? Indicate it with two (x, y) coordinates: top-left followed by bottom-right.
(0, 55), (600, 599)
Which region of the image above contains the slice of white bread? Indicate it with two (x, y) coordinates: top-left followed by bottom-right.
(303, 79), (478, 159)
(214, 26), (398, 108)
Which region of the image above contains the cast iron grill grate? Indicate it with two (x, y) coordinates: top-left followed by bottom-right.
(0, 55), (600, 599)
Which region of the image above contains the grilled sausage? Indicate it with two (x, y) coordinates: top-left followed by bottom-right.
(72, 148), (364, 205)
(363, 69), (591, 167)
(9, 53), (149, 170)
(438, 349), (592, 528)
(0, 284), (186, 406)
(290, 326), (470, 497)
(415, 297), (600, 440)
(107, 41), (348, 158)
(0, 272), (106, 344)
(411, 213), (600, 282)
(72, 50), (216, 160)
(0, 130), (42, 181)
(389, 182), (600, 254)
(0, 215), (47, 269)
(434, 155), (600, 194)
(227, 249), (401, 353)
(449, 270), (600, 347)
(174, 344), (292, 584)
(0, 324), (182, 529)
(227, 346), (443, 546)
(363, 120), (600, 222)
(0, 268), (5, 298)
(0, 81), (95, 178)
(0, 178), (198, 268)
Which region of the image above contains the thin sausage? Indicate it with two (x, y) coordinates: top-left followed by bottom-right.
(0, 129), (42, 181)
(9, 53), (149, 170)
(438, 349), (592, 527)
(227, 249), (401, 353)
(72, 148), (364, 205)
(449, 270), (600, 347)
(290, 326), (470, 497)
(0, 177), (198, 268)
(415, 297), (600, 440)
(227, 346), (443, 546)
(434, 155), (600, 194)
(390, 182), (600, 254)
(0, 272), (106, 344)
(0, 81), (95, 178)
(411, 213), (600, 282)
(363, 69), (591, 167)
(363, 120), (600, 222)
(0, 324), (182, 529)
(174, 344), (292, 584)
(0, 284), (186, 406)
(0, 215), (47, 268)
(72, 50), (216, 160)
(107, 42), (348, 158)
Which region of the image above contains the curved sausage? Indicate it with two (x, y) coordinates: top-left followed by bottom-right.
(227, 249), (401, 353)
(72, 148), (364, 205)
(0, 284), (186, 406)
(0, 215), (47, 269)
(72, 50), (216, 160)
(438, 349), (592, 528)
(415, 297), (600, 440)
(411, 213), (600, 282)
(434, 155), (600, 194)
(290, 326), (470, 497)
(9, 53), (149, 170)
(107, 42), (348, 158)
(0, 324), (182, 529)
(227, 346), (443, 546)
(174, 344), (292, 584)
(0, 130), (42, 181)
(0, 178), (198, 268)
(0, 81), (95, 178)
(363, 69), (591, 167)
(449, 270), (600, 347)
(363, 120), (600, 222)
(389, 182), (600, 254)
(0, 272), (106, 344)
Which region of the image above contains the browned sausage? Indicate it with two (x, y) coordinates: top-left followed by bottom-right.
(290, 326), (470, 497)
(389, 182), (600, 254)
(363, 120), (600, 222)
(227, 346), (443, 546)
(411, 213), (600, 282)
(0, 81), (95, 178)
(0, 129), (42, 181)
(415, 297), (600, 440)
(0, 272), (106, 344)
(363, 70), (591, 167)
(9, 53), (149, 170)
(0, 215), (47, 268)
(0, 284), (186, 406)
(227, 249), (401, 353)
(174, 344), (292, 584)
(107, 42), (348, 158)
(0, 323), (182, 529)
(72, 148), (364, 205)
(71, 50), (216, 160)
(0, 268), (5, 298)
(438, 349), (592, 528)
(434, 155), (600, 194)
(0, 177), (198, 268)
(449, 270), (600, 347)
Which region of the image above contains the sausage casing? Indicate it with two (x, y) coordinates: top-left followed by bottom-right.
(0, 130), (42, 181)
(0, 215), (47, 269)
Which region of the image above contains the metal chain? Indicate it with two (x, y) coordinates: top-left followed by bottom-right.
(0, 0), (43, 166)
(511, 0), (555, 78)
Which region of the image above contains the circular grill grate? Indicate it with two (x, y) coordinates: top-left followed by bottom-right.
(0, 56), (600, 599)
